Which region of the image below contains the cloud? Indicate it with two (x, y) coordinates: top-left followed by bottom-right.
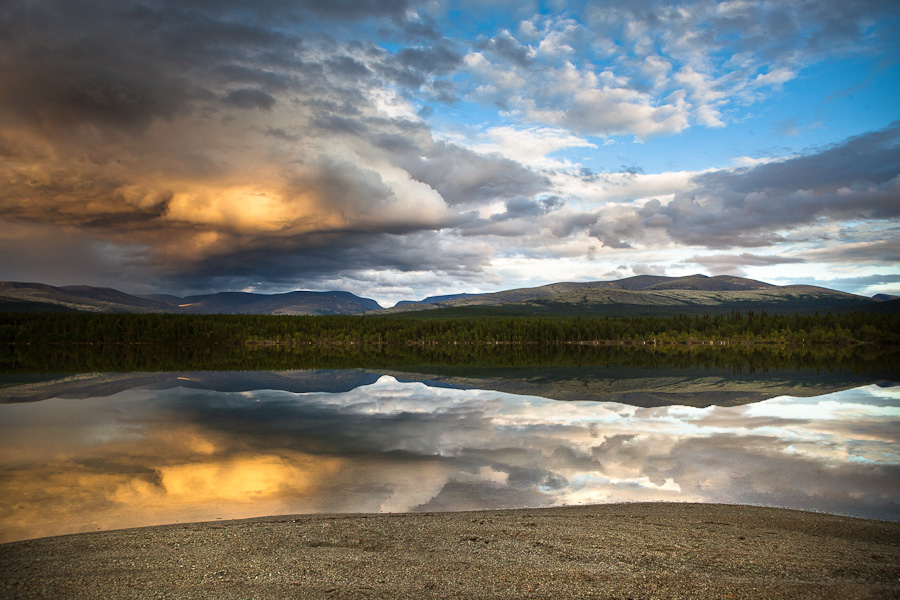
(399, 141), (549, 207)
(528, 126), (898, 261)
(223, 88), (277, 111)
(471, 126), (597, 169)
(638, 125), (900, 248)
(686, 253), (806, 276)
(0, 0), (547, 294)
(800, 240), (900, 264)
(761, 273), (900, 296)
(477, 29), (536, 67)
(0, 0), (896, 297)
(575, 1), (899, 130)
(514, 62), (692, 138)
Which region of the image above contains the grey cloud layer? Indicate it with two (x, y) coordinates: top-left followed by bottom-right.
(547, 125), (900, 251)
(0, 0), (897, 294)
(0, 0), (545, 291)
(653, 126), (900, 247)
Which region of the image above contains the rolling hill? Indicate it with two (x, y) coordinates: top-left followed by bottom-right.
(173, 290), (382, 315)
(379, 274), (884, 317)
(0, 274), (892, 316)
(0, 282), (172, 313)
(0, 282), (381, 315)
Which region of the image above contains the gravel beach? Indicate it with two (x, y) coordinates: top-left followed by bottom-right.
(2, 503), (899, 599)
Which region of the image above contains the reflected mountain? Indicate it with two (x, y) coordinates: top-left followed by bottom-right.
(0, 370), (381, 403)
(2, 366), (896, 407)
(383, 365), (900, 407)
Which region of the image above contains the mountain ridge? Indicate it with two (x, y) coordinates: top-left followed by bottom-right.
(0, 275), (891, 316)
(377, 274), (882, 317)
(0, 282), (381, 315)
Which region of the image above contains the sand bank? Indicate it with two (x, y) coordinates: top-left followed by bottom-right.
(2, 503), (899, 599)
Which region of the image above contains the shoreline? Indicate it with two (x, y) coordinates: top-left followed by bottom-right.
(2, 503), (899, 599)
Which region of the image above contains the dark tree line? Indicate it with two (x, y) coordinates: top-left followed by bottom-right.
(3, 336), (897, 376)
(1, 310), (898, 346)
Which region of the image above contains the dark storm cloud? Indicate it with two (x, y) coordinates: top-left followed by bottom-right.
(214, 64), (299, 91)
(0, 0), (544, 293)
(292, 0), (411, 20)
(323, 55), (373, 80)
(0, 1), (299, 148)
(639, 125), (900, 248)
(151, 0), (412, 22)
(155, 230), (493, 294)
(223, 88), (276, 111)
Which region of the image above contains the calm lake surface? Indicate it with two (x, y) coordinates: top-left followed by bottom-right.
(1, 364), (899, 543)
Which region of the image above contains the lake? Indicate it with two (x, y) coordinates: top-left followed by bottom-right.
(2, 356), (898, 543)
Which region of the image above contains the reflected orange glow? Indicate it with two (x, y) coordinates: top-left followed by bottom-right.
(2, 381), (898, 543)
(115, 454), (341, 505)
(0, 420), (345, 543)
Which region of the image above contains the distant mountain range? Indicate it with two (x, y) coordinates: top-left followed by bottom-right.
(383, 274), (897, 317)
(4, 367), (893, 408)
(0, 282), (380, 315)
(0, 274), (896, 316)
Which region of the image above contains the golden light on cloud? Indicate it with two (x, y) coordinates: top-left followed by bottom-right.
(117, 454), (342, 506)
(0, 418), (346, 543)
(0, 453), (346, 542)
(166, 185), (303, 233)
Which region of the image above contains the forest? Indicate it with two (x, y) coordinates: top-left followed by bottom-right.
(1, 310), (898, 347)
(2, 332), (897, 376)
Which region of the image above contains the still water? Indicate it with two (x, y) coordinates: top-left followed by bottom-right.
(1, 368), (898, 543)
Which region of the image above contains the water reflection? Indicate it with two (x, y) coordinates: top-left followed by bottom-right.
(0, 372), (898, 543)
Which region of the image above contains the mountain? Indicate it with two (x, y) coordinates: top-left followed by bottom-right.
(140, 293), (184, 305)
(0, 282), (381, 315)
(394, 293), (480, 307)
(173, 290), (382, 315)
(0, 275), (891, 316)
(1, 370), (382, 403)
(380, 274), (882, 317)
(0, 282), (172, 313)
(5, 367), (892, 408)
(382, 365), (894, 408)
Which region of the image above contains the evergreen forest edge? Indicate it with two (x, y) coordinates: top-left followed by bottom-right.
(3, 310), (898, 347)
(2, 311), (898, 375)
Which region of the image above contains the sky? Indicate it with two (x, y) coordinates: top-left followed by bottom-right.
(0, 0), (898, 306)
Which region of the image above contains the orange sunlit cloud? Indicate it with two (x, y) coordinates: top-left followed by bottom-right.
(0, 422), (345, 543)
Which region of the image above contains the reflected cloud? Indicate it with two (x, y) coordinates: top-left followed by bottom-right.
(1, 374), (898, 542)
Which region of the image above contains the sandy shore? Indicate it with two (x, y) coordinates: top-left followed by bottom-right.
(2, 503), (899, 599)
